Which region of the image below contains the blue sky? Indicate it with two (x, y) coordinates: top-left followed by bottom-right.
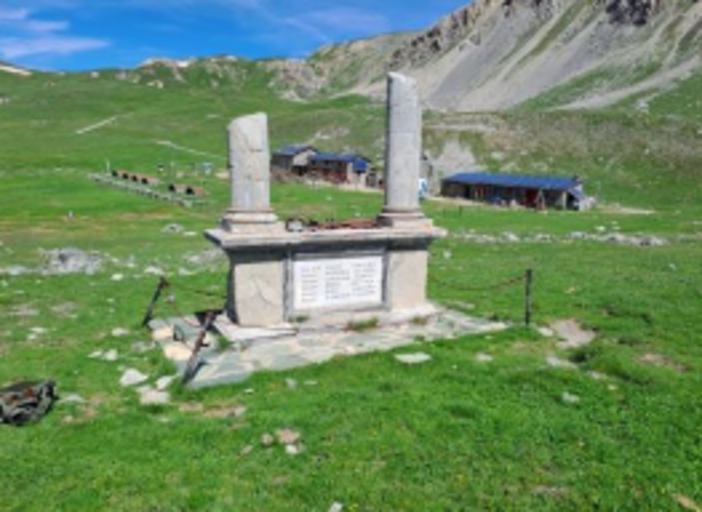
(0, 0), (470, 70)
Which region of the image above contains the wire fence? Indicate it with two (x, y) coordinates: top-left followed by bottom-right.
(429, 273), (525, 293)
(143, 268), (536, 329)
(429, 269), (535, 326)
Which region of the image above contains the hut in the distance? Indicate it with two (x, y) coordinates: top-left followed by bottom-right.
(441, 172), (593, 211)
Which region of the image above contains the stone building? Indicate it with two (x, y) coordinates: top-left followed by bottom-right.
(307, 152), (371, 185)
(271, 145), (317, 173)
(441, 172), (592, 210)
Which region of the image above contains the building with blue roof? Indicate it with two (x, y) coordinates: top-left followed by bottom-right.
(308, 152), (372, 185)
(271, 145), (318, 173)
(441, 171), (592, 210)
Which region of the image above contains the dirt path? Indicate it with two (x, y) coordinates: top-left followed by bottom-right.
(562, 57), (700, 110)
(154, 140), (225, 161)
(75, 116), (120, 135)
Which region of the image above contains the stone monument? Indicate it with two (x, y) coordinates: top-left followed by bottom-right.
(206, 73), (445, 328)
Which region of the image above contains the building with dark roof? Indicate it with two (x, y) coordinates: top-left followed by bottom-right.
(271, 145), (317, 173)
(441, 172), (592, 210)
(308, 152), (371, 185)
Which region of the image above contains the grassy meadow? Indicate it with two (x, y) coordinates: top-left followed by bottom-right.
(0, 67), (701, 511)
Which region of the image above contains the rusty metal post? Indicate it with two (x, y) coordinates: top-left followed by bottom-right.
(141, 277), (169, 328)
(525, 269), (534, 327)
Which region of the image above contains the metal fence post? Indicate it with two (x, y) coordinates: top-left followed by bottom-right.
(525, 269), (534, 327)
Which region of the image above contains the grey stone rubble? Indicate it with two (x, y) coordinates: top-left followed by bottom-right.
(551, 319), (597, 349)
(156, 376), (176, 391)
(162, 224), (185, 234)
(151, 307), (507, 389)
(0, 248), (104, 276)
(561, 392), (581, 404)
(138, 386), (170, 406)
(41, 248), (104, 275)
(395, 353), (432, 365)
(546, 354), (578, 370)
(89, 349), (119, 362)
(451, 230), (668, 248)
(120, 369), (149, 387)
(183, 248), (225, 267)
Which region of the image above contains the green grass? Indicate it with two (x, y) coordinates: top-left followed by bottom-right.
(1, 66), (701, 511)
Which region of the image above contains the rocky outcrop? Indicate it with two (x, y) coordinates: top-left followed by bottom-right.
(389, 0), (672, 72)
(603, 0), (662, 26)
(382, 0), (701, 111)
(389, 0), (502, 70)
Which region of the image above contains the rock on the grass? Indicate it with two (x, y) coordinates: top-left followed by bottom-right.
(111, 328), (130, 338)
(538, 327), (555, 338)
(475, 353), (494, 363)
(395, 353), (432, 365)
(551, 319), (596, 349)
(162, 224), (185, 234)
(285, 444), (303, 456)
(156, 375), (176, 391)
(546, 355), (578, 370)
(276, 429), (301, 445)
(89, 350), (105, 359)
(120, 368), (149, 387)
(139, 387), (170, 406)
(41, 248), (103, 275)
(111, 273), (124, 282)
(151, 326), (174, 342)
(103, 349), (119, 362)
(183, 248), (225, 267)
(561, 392), (580, 404)
(329, 503), (344, 512)
(0, 266), (30, 277)
(144, 266), (165, 276)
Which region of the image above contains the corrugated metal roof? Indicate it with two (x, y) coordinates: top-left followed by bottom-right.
(443, 172), (579, 191)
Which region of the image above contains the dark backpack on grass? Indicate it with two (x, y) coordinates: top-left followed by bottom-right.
(0, 380), (57, 427)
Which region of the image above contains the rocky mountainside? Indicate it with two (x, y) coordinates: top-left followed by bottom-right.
(383, 0), (701, 111)
(4, 1), (700, 113)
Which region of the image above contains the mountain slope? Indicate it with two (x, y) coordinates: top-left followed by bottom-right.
(2, 0), (700, 117)
(385, 0), (702, 112)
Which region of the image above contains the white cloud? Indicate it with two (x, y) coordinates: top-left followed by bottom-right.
(0, 37), (109, 59)
(283, 7), (390, 44)
(25, 20), (71, 33)
(0, 7), (30, 20)
(0, 8), (109, 61)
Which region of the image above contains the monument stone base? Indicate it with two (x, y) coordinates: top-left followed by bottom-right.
(206, 224), (445, 328)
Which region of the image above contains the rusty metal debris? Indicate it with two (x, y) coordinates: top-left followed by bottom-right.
(285, 218), (381, 232)
(182, 311), (218, 384)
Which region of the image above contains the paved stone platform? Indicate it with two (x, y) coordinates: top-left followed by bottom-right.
(150, 306), (507, 390)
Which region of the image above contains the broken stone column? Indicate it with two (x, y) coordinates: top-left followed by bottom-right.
(222, 113), (280, 231)
(379, 73), (428, 227)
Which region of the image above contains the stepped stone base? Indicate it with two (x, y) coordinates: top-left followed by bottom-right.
(150, 306), (508, 389)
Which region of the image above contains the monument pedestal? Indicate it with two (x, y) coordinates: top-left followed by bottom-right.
(206, 225), (445, 328)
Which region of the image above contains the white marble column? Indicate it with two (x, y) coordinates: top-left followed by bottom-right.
(379, 73), (427, 227)
(222, 113), (279, 230)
